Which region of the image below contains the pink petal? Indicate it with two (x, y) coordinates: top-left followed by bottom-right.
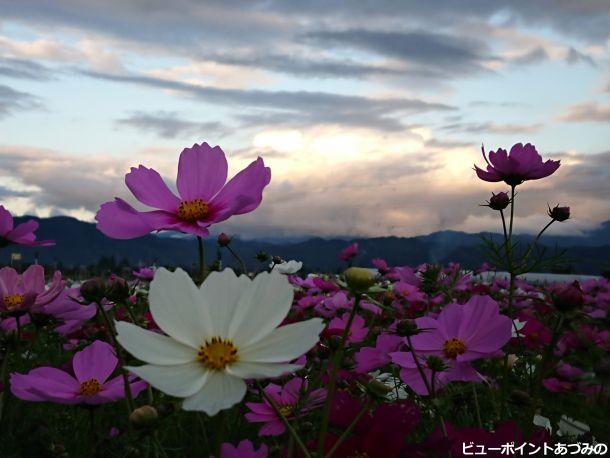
(125, 165), (180, 212)
(96, 198), (155, 239)
(72, 340), (117, 384)
(0, 205), (14, 235)
(22, 265), (46, 295)
(177, 142), (228, 201)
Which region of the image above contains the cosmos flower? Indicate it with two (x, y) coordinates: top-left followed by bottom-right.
(0, 265), (65, 313)
(96, 142), (271, 239)
(270, 260), (303, 275)
(245, 377), (325, 436)
(354, 333), (403, 373)
(338, 243), (358, 261)
(219, 440), (268, 458)
(474, 143), (560, 186)
(10, 340), (146, 405)
(0, 205), (54, 247)
(327, 313), (368, 343)
(133, 266), (156, 281)
(116, 268), (324, 416)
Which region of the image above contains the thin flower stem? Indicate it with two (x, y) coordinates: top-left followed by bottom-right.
(197, 236), (206, 283)
(405, 334), (432, 395)
(325, 398), (371, 458)
(256, 383), (311, 458)
(226, 245), (248, 275)
(214, 409), (226, 458)
(0, 347), (10, 426)
(316, 294), (362, 455)
(500, 210), (508, 245)
(95, 301), (135, 414)
(472, 384), (483, 428)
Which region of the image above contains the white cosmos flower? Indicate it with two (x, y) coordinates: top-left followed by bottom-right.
(116, 267), (324, 416)
(271, 260), (303, 274)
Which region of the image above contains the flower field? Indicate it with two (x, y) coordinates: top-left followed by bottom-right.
(0, 142), (608, 457)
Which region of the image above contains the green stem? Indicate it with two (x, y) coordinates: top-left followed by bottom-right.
(325, 398), (371, 458)
(257, 383), (311, 458)
(226, 245), (248, 275)
(472, 384), (483, 428)
(317, 294), (362, 455)
(214, 409), (226, 458)
(197, 236), (206, 283)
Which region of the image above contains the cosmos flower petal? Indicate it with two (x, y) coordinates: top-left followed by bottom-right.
(182, 371), (246, 416)
(239, 318), (325, 363)
(225, 361), (302, 379)
(149, 268), (214, 348)
(177, 143), (228, 202)
(95, 198), (155, 240)
(227, 271), (294, 347)
(0, 205), (14, 235)
(72, 340), (117, 384)
(200, 268), (251, 337)
(125, 165), (181, 212)
(126, 362), (208, 398)
(116, 321), (197, 365)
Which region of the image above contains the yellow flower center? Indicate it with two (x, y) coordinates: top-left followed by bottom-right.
(278, 404), (294, 418)
(4, 294), (24, 310)
(79, 378), (103, 396)
(197, 337), (238, 370)
(443, 338), (467, 359)
(177, 199), (209, 222)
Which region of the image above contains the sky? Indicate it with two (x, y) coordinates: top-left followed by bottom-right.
(0, 1), (609, 240)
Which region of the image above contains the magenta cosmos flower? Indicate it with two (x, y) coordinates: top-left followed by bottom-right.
(245, 377), (325, 436)
(0, 205), (54, 247)
(10, 340), (146, 405)
(219, 440), (268, 458)
(96, 142), (271, 239)
(474, 143), (560, 186)
(0, 265), (65, 314)
(338, 242), (358, 261)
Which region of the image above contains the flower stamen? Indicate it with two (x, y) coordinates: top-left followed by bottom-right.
(4, 294), (24, 310)
(197, 337), (238, 370)
(177, 199), (209, 222)
(79, 378), (103, 396)
(443, 338), (467, 359)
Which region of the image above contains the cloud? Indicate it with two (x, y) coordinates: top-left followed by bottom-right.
(116, 111), (226, 139)
(0, 57), (54, 80)
(565, 47), (596, 66)
(84, 70), (455, 131)
(509, 46), (549, 65)
(558, 102), (610, 123)
(0, 84), (42, 119)
(441, 121), (544, 134)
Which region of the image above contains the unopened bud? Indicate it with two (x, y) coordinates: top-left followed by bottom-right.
(79, 278), (105, 303)
(396, 319), (420, 337)
(129, 405), (158, 427)
(486, 192), (510, 211)
(255, 251), (269, 263)
(106, 274), (130, 302)
(344, 267), (376, 292)
(553, 281), (584, 312)
(548, 204), (570, 222)
(272, 256), (283, 265)
(510, 389), (531, 406)
(426, 356), (448, 373)
(217, 232), (231, 247)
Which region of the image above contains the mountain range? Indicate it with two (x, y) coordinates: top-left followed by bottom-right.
(2, 216), (609, 275)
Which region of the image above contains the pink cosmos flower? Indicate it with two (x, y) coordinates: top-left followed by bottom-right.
(338, 242), (358, 261)
(474, 143), (560, 187)
(42, 287), (101, 335)
(245, 377), (325, 436)
(0, 206), (54, 247)
(355, 333), (403, 373)
(96, 142), (271, 239)
(0, 265), (65, 313)
(328, 313), (368, 343)
(219, 440), (268, 458)
(133, 266), (156, 281)
(10, 340), (146, 405)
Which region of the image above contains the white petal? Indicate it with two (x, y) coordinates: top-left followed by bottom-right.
(182, 371), (246, 416)
(126, 362), (207, 397)
(227, 271), (294, 347)
(226, 361), (302, 379)
(239, 318), (324, 363)
(149, 268), (213, 347)
(116, 321), (197, 364)
(200, 269), (250, 337)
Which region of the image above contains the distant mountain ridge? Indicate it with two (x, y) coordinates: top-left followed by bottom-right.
(1, 216), (609, 275)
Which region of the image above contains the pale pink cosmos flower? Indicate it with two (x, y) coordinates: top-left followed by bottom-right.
(0, 206), (54, 248)
(10, 340), (146, 405)
(245, 377), (325, 436)
(474, 143), (560, 187)
(0, 265), (65, 313)
(96, 142), (271, 239)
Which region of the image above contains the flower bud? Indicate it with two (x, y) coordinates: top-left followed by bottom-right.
(344, 267), (376, 292)
(129, 405), (158, 428)
(487, 192), (510, 211)
(79, 278), (106, 303)
(217, 232), (231, 247)
(106, 274), (130, 302)
(426, 356), (448, 373)
(548, 204), (570, 222)
(255, 251), (269, 262)
(396, 319), (420, 337)
(510, 389), (531, 406)
(272, 255), (283, 265)
(553, 281), (584, 312)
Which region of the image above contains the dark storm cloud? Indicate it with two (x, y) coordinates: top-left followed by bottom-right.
(0, 57), (54, 80)
(116, 111), (226, 139)
(0, 84), (42, 118)
(84, 70), (455, 131)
